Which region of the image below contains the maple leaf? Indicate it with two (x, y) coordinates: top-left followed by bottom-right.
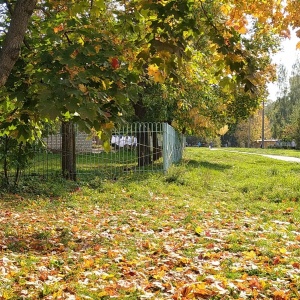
(238, 26), (248, 34)
(53, 24), (64, 33)
(147, 64), (164, 83)
(273, 290), (289, 300)
(78, 84), (88, 94)
(111, 57), (120, 69)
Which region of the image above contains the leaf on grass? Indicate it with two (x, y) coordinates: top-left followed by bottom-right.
(279, 248), (287, 254)
(273, 290), (289, 300)
(195, 226), (203, 236)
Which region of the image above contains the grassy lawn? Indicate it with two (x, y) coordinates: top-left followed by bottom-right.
(22, 149), (163, 180)
(1, 147), (300, 299)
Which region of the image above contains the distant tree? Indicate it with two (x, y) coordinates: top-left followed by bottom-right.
(267, 59), (300, 143)
(234, 108), (271, 147)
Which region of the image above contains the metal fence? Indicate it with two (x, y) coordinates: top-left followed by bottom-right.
(20, 122), (185, 180)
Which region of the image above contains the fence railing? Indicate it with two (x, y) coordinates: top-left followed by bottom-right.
(16, 122), (185, 181)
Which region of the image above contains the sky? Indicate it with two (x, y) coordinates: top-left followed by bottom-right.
(267, 30), (300, 102)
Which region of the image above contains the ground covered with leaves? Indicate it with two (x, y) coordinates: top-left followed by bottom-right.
(1, 148), (300, 299)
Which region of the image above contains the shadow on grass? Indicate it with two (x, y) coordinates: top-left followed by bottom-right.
(186, 159), (232, 171)
(0, 169), (160, 205)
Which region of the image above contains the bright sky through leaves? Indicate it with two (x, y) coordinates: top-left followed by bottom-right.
(268, 29), (300, 101)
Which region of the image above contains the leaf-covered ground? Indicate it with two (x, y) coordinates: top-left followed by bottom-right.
(1, 148), (300, 299)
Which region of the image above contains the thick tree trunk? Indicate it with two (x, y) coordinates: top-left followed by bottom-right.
(152, 131), (162, 162)
(61, 121), (76, 181)
(137, 125), (152, 167)
(0, 0), (37, 87)
(133, 98), (152, 167)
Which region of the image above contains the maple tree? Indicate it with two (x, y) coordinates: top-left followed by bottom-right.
(0, 3), (269, 124)
(1, 0), (300, 152)
(0, 0), (37, 87)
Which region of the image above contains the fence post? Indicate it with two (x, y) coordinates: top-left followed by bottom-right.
(163, 123), (169, 173)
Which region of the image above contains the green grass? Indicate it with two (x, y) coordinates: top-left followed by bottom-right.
(1, 147), (300, 299)
(19, 149), (163, 181)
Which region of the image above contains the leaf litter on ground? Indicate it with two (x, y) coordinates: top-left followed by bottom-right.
(1, 148), (300, 299)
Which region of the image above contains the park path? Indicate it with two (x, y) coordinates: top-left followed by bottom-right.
(261, 154), (300, 162)
(214, 149), (300, 163)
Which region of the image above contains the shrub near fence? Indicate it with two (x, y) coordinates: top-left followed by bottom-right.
(20, 122), (185, 180)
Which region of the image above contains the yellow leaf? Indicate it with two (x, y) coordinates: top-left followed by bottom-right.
(103, 139), (111, 152)
(83, 258), (95, 268)
(98, 291), (108, 297)
(218, 125), (229, 135)
(195, 226), (203, 235)
(244, 250), (256, 259)
(91, 76), (101, 83)
(147, 64), (164, 83)
(77, 37), (85, 45)
(220, 4), (231, 15)
(101, 79), (107, 90)
(101, 273), (115, 280)
(148, 64), (159, 76)
(78, 84), (87, 93)
(94, 45), (101, 53)
(238, 26), (248, 34)
(296, 41), (300, 50)
(153, 269), (165, 279)
(279, 248), (287, 254)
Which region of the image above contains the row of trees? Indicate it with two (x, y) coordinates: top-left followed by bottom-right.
(1, 0), (300, 182)
(225, 58), (300, 149)
(266, 60), (300, 148)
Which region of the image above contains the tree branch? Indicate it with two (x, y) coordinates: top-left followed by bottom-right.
(200, 1), (219, 34)
(0, 0), (37, 87)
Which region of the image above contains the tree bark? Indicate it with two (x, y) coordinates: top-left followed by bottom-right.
(61, 121), (76, 181)
(137, 125), (152, 167)
(0, 0), (37, 87)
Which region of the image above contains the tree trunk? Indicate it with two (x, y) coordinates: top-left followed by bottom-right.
(132, 98), (152, 167)
(2, 136), (10, 186)
(61, 121), (76, 180)
(137, 124), (152, 167)
(0, 0), (37, 87)
(152, 131), (162, 162)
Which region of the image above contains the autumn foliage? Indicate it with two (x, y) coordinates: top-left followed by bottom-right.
(1, 148), (300, 298)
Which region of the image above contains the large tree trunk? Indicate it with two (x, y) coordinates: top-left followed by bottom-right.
(137, 125), (152, 167)
(132, 97), (164, 166)
(61, 121), (76, 181)
(152, 131), (162, 162)
(133, 98), (152, 167)
(0, 0), (37, 87)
